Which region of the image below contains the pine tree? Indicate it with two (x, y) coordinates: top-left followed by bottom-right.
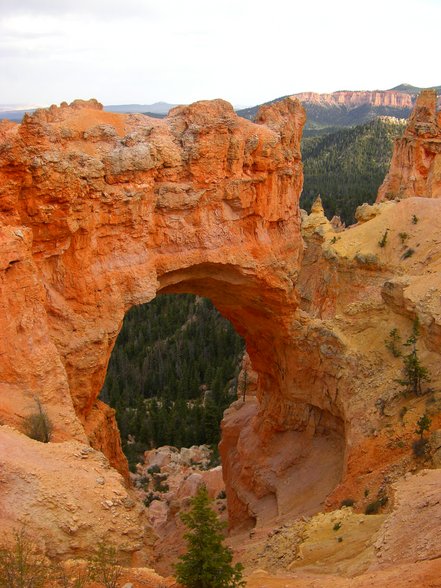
(397, 319), (430, 396)
(415, 414), (432, 439)
(175, 485), (244, 588)
(385, 328), (402, 358)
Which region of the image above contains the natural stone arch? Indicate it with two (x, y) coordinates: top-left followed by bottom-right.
(0, 97), (345, 529)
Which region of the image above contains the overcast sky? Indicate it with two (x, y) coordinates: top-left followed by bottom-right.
(1, 0), (440, 108)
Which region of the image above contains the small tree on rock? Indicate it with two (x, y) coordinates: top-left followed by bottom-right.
(385, 328), (402, 357)
(396, 318), (430, 396)
(415, 414), (432, 439)
(88, 542), (122, 588)
(175, 485), (244, 588)
(413, 413), (432, 458)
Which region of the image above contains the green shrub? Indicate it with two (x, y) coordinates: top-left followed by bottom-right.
(415, 414), (432, 439)
(365, 501), (380, 515)
(88, 542), (122, 588)
(412, 438), (429, 458)
(398, 232), (409, 244)
(0, 528), (49, 588)
(365, 496), (388, 515)
(143, 492), (158, 508)
(396, 319), (430, 396)
(156, 482), (169, 493)
(152, 472), (169, 493)
(385, 328), (402, 357)
(402, 248), (415, 259)
(378, 229), (389, 248)
(147, 464), (161, 475)
(135, 475), (149, 490)
(333, 521), (342, 531)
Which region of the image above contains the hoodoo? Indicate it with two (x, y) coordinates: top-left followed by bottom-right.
(377, 89), (441, 200)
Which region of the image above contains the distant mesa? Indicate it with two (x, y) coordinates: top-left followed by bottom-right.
(236, 83), (441, 133)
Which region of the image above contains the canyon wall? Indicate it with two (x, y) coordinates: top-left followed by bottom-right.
(0, 97), (305, 453)
(294, 90), (415, 108)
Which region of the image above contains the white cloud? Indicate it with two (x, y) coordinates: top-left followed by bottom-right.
(0, 0), (157, 18)
(0, 0), (439, 106)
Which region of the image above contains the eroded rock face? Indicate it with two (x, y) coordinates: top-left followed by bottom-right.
(0, 426), (148, 561)
(377, 89), (441, 201)
(1, 95), (441, 580)
(0, 96), (304, 449)
(294, 90), (415, 109)
(0, 96), (311, 543)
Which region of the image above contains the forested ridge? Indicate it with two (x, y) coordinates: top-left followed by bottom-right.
(100, 295), (244, 468)
(301, 117), (406, 224)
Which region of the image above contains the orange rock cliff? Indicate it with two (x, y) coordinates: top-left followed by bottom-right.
(0, 95), (440, 585)
(377, 89), (441, 201)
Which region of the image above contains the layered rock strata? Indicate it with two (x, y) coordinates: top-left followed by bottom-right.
(294, 90), (415, 109)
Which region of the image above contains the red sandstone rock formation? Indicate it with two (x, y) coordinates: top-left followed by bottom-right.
(377, 89), (441, 200)
(1, 95), (441, 584)
(0, 96), (307, 536)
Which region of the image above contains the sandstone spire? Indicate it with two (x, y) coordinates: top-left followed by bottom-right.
(377, 89), (441, 201)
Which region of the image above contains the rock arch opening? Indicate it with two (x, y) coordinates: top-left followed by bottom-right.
(96, 261), (346, 531)
(100, 291), (245, 469)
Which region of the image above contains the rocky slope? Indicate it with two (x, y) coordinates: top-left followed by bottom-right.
(0, 92), (441, 587)
(135, 444), (226, 575)
(0, 425), (149, 562)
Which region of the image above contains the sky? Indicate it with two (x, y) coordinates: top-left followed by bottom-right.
(0, 0), (440, 108)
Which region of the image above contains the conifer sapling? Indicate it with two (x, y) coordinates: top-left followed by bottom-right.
(175, 485), (245, 588)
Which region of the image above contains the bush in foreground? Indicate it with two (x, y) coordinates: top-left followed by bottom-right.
(23, 397), (53, 443)
(0, 528), (48, 588)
